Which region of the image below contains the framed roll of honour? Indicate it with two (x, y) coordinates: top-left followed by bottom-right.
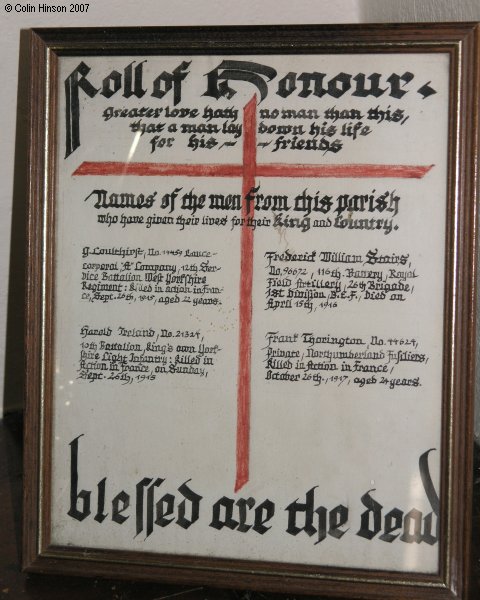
(23, 24), (479, 599)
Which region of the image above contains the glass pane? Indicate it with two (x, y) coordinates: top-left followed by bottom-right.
(50, 52), (449, 573)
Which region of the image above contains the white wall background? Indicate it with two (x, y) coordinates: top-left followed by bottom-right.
(0, 0), (479, 438)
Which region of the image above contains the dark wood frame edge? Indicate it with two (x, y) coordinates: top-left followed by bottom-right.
(22, 24), (479, 600)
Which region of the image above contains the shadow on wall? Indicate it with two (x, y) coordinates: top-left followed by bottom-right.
(3, 30), (31, 416)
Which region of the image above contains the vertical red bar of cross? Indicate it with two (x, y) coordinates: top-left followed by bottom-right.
(235, 95), (257, 492)
(71, 92), (434, 494)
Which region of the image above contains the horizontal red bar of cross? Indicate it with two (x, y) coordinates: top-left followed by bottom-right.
(73, 95), (433, 492)
(74, 162), (433, 179)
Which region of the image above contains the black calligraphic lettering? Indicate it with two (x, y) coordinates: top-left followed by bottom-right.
(400, 508), (424, 543)
(112, 491), (130, 524)
(146, 478), (163, 537)
(101, 70), (122, 98)
(181, 189), (206, 215)
(297, 72), (327, 98)
(293, 189), (333, 216)
(277, 72), (297, 98)
(355, 451), (439, 544)
(387, 72), (414, 99)
(176, 480), (202, 529)
(328, 73), (351, 98)
(245, 185), (260, 217)
(421, 512), (438, 546)
(100, 62), (147, 100)
(161, 188), (181, 213)
(94, 477), (108, 523)
(352, 73), (386, 98)
(357, 489), (382, 540)
(84, 189), (157, 209)
(417, 448), (439, 544)
(155, 493), (175, 527)
(135, 477), (153, 537)
(419, 448), (440, 515)
(328, 504), (349, 539)
(236, 497), (255, 532)
(123, 61), (147, 99)
(400, 448), (439, 545)
(204, 60), (277, 102)
(209, 496), (275, 534)
(285, 490), (347, 545)
(417, 81), (437, 99)
(379, 507), (403, 542)
(135, 479), (201, 537)
(315, 506), (327, 544)
(285, 487), (318, 539)
(253, 499), (275, 534)
(152, 61), (191, 106)
(64, 62), (99, 158)
(67, 434), (91, 521)
(210, 496), (239, 530)
(85, 189), (106, 209)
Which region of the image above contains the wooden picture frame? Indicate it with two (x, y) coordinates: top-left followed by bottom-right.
(23, 24), (479, 599)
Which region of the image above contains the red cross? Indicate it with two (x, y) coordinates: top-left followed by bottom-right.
(74, 96), (432, 492)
